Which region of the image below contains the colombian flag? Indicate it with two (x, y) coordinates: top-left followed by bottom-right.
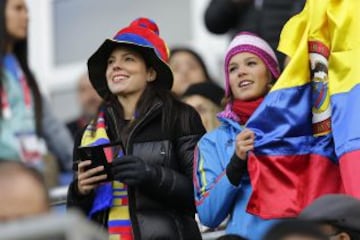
(245, 0), (360, 219)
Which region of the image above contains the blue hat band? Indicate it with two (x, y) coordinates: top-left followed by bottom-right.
(114, 33), (161, 59)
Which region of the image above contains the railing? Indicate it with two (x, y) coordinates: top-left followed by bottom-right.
(49, 185), (69, 206)
(0, 210), (108, 240)
(48, 186), (225, 239)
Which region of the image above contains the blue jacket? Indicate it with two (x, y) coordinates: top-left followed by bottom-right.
(193, 116), (278, 240)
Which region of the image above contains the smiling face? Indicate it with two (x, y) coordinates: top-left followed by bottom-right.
(228, 52), (272, 101)
(5, 0), (28, 41)
(105, 46), (156, 98)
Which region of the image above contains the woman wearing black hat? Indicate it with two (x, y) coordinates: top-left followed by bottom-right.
(182, 82), (224, 132)
(66, 18), (205, 240)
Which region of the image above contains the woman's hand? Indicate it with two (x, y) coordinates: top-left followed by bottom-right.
(77, 160), (107, 195)
(111, 156), (156, 186)
(235, 128), (255, 160)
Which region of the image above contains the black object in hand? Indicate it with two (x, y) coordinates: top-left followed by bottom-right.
(75, 145), (115, 182)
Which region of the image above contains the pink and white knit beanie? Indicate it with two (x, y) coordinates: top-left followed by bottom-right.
(223, 32), (280, 97)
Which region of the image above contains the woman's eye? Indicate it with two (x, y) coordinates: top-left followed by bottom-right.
(107, 59), (114, 65)
(125, 57), (134, 62)
(229, 66), (237, 73)
(248, 61), (257, 66)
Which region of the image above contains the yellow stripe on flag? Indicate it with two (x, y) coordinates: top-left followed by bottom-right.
(274, 0), (330, 92)
(327, 0), (360, 94)
(275, 0), (360, 95)
(113, 181), (125, 189)
(109, 206), (130, 220)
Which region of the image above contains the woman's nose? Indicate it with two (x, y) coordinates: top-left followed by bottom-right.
(112, 60), (122, 70)
(237, 67), (247, 77)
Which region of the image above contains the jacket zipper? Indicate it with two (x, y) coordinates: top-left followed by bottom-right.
(107, 106), (125, 151)
(109, 102), (162, 240)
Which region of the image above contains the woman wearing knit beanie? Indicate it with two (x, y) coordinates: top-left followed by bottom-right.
(193, 32), (281, 240)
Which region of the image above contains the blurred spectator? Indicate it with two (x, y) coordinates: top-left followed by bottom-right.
(182, 82), (224, 132)
(66, 72), (102, 139)
(169, 47), (212, 96)
(263, 220), (328, 240)
(0, 0), (73, 175)
(299, 194), (360, 240)
(0, 160), (49, 221)
(204, 0), (306, 65)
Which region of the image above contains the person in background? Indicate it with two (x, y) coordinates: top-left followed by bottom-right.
(67, 18), (205, 239)
(182, 81), (224, 132)
(263, 220), (328, 240)
(299, 194), (360, 240)
(193, 32), (281, 240)
(169, 47), (212, 96)
(66, 71), (102, 139)
(204, 0), (306, 65)
(0, 160), (49, 221)
(182, 82), (225, 233)
(0, 0), (73, 174)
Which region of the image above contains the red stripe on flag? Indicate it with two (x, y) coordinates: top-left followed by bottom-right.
(121, 234), (133, 240)
(108, 225), (132, 234)
(340, 150), (360, 198)
(247, 152), (344, 219)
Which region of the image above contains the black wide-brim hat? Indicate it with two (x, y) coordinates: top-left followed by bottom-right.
(87, 18), (173, 99)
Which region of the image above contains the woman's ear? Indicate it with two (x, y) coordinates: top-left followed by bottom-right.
(337, 232), (351, 240)
(147, 68), (157, 82)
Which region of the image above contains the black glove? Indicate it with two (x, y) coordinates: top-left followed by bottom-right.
(111, 155), (157, 186)
(226, 153), (248, 186)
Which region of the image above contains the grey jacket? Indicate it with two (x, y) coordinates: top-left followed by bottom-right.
(41, 97), (73, 171)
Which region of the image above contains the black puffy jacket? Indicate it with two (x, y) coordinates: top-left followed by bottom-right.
(204, 0), (306, 64)
(67, 99), (206, 240)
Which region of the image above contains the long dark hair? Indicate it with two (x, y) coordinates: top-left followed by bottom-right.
(104, 80), (187, 139)
(170, 47), (213, 82)
(0, 0), (42, 135)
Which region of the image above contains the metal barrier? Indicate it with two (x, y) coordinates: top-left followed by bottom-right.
(49, 185), (69, 206)
(0, 210), (108, 240)
(47, 185), (225, 239)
